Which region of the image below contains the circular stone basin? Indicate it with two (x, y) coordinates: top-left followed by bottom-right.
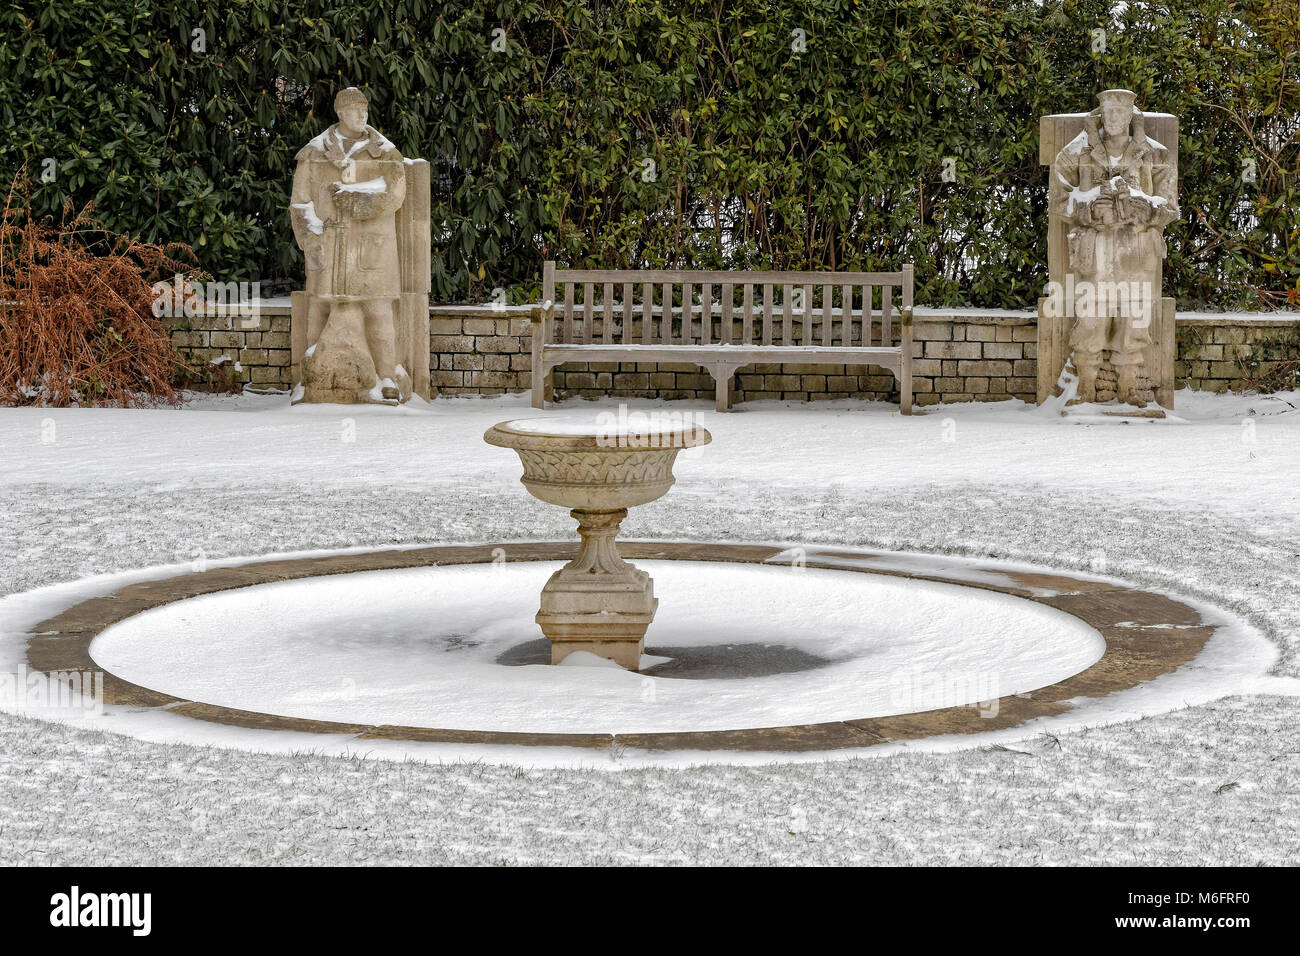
(89, 561), (1105, 735)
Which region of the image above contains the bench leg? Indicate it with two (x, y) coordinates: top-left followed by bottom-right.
(708, 362), (743, 412)
(881, 366), (912, 416)
(534, 362), (558, 409)
(530, 341), (545, 408)
(900, 309), (914, 415)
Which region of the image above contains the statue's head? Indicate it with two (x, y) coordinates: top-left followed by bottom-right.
(334, 87), (369, 137)
(1097, 89), (1137, 139)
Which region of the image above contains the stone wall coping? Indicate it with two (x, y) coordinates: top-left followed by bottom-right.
(1174, 311), (1300, 327)
(175, 300), (534, 320)
(430, 303), (537, 315)
(913, 306), (1037, 320)
(176, 302), (292, 318)
(176, 301), (1300, 327)
(914, 307), (1300, 326)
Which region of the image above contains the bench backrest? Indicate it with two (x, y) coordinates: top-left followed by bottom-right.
(541, 262), (914, 348)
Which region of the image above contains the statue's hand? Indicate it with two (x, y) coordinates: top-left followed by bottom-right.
(1124, 194), (1169, 229)
(290, 208), (321, 256)
(352, 193), (382, 219)
(332, 186), (382, 221)
(330, 188), (356, 218)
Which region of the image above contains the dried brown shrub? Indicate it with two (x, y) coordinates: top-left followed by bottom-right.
(0, 172), (205, 407)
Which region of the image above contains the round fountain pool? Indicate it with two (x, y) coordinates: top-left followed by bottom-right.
(89, 559), (1104, 735)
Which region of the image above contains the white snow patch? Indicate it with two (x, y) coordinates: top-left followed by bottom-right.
(1061, 131), (1090, 156)
(500, 415), (695, 438)
(334, 176), (387, 195)
(290, 201), (324, 236)
(558, 651), (626, 670)
(1066, 184), (1101, 215)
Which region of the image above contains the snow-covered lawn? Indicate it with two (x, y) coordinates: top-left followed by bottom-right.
(1, 390), (1298, 864)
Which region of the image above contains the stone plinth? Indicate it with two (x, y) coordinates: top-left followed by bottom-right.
(536, 509), (657, 669)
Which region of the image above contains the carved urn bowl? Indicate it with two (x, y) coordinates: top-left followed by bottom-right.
(483, 417), (711, 511)
(484, 416), (712, 670)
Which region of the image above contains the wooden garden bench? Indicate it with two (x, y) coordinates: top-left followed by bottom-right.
(530, 261), (914, 412)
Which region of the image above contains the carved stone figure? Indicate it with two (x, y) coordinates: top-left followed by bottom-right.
(1038, 90), (1180, 409)
(289, 87), (431, 404)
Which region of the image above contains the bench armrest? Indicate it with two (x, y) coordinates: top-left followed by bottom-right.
(529, 300), (555, 324)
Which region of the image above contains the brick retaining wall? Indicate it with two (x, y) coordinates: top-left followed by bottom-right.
(429, 306), (535, 396)
(1174, 315), (1300, 394)
(170, 310), (295, 388)
(172, 305), (1300, 402)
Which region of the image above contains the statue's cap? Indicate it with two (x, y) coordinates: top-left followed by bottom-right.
(334, 87), (368, 112)
(1096, 89), (1137, 110)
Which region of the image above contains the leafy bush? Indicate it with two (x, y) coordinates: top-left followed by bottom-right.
(1, 0), (1295, 308)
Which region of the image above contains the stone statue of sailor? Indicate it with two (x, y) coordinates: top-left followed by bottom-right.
(1048, 89), (1179, 405)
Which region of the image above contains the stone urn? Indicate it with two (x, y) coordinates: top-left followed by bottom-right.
(484, 416), (712, 669)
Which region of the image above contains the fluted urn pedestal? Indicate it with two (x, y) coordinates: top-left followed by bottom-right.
(484, 416), (712, 670)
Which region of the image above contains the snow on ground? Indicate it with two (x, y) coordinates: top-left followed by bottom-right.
(1, 389), (1299, 864)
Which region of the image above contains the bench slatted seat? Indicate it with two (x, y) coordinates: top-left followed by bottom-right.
(531, 261), (914, 413)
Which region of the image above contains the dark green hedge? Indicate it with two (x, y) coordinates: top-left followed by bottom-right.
(3, 0), (1296, 308)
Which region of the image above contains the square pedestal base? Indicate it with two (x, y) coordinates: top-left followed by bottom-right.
(536, 567), (658, 670)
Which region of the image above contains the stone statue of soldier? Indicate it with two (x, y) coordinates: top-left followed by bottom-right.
(1048, 89), (1179, 405)
(290, 87), (412, 403)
